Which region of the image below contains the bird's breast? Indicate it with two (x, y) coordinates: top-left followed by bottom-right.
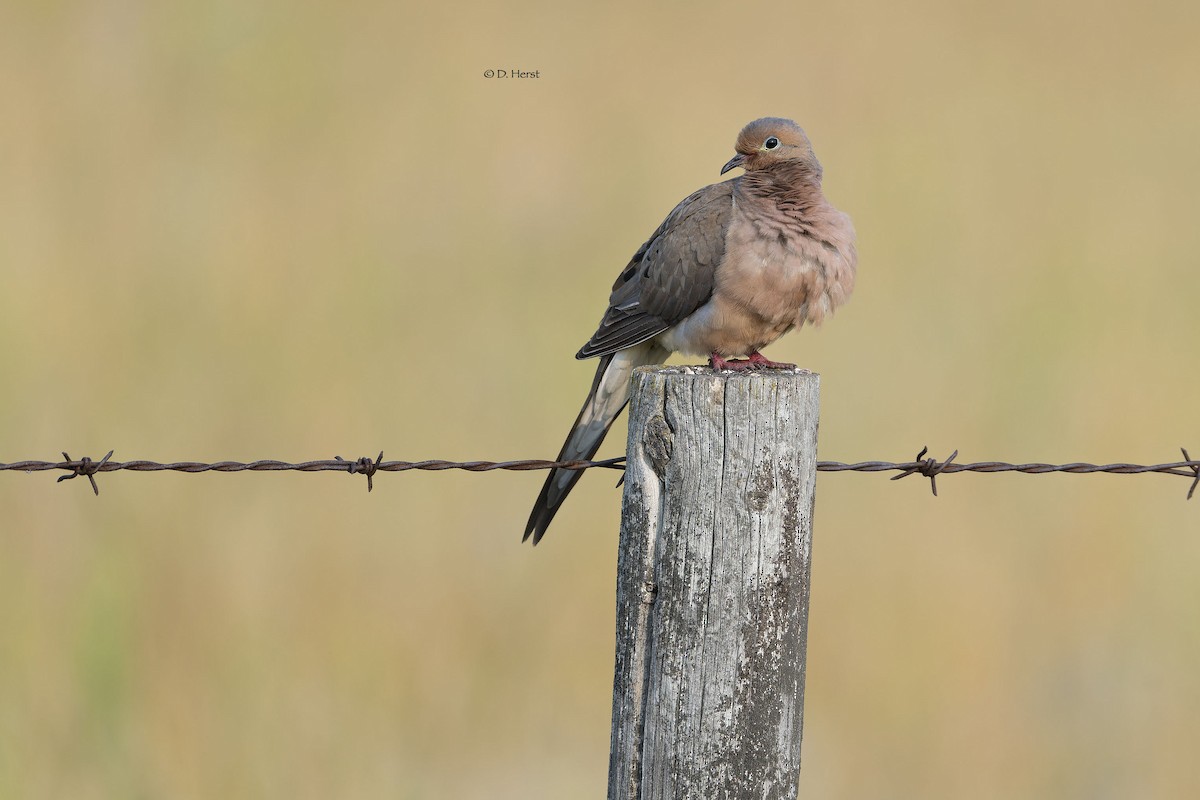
(656, 196), (856, 359)
(717, 207), (853, 330)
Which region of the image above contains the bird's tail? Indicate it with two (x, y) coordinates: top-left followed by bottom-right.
(524, 341), (668, 544)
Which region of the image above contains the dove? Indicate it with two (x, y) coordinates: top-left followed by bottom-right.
(524, 117), (856, 544)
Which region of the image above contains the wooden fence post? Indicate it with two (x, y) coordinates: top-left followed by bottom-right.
(608, 365), (820, 800)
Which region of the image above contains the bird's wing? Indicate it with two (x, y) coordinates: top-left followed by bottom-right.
(576, 181), (734, 360)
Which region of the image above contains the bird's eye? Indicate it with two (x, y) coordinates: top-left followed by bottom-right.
(764, 137), (780, 150)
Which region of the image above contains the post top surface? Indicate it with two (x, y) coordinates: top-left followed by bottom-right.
(632, 365), (821, 380)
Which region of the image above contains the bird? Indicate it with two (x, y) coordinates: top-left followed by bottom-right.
(524, 117), (856, 544)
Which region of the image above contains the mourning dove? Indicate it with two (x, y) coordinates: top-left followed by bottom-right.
(524, 117), (856, 544)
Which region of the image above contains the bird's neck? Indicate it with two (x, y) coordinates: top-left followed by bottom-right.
(739, 161), (826, 217)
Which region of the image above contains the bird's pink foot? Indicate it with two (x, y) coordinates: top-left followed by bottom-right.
(709, 352), (749, 371)
(745, 351), (796, 369)
(709, 351), (796, 371)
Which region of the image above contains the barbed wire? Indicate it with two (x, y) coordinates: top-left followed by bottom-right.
(2, 447), (1198, 499)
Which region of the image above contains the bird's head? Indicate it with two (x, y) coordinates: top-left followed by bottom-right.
(721, 117), (821, 178)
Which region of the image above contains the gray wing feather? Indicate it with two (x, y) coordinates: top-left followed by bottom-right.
(576, 182), (733, 360)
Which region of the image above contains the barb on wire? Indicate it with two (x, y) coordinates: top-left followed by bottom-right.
(337, 452), (384, 492)
(1183, 448), (1200, 500)
(55, 450), (113, 496)
(2, 449), (1198, 499)
(890, 446), (958, 496)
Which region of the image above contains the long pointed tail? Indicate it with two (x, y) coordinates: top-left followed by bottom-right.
(524, 342), (668, 544)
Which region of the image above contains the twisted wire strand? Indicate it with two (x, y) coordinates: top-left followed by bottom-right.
(3, 447), (1198, 498)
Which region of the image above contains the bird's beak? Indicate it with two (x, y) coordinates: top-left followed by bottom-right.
(720, 153), (747, 175)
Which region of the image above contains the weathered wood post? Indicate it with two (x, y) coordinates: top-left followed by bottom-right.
(608, 366), (820, 800)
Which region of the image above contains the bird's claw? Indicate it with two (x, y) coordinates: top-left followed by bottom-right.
(709, 352), (797, 371)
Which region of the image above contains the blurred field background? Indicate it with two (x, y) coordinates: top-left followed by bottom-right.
(2, 0), (1199, 797)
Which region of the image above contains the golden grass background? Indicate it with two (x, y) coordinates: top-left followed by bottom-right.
(2, 0), (1199, 797)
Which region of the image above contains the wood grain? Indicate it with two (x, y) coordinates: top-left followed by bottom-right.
(609, 366), (821, 800)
